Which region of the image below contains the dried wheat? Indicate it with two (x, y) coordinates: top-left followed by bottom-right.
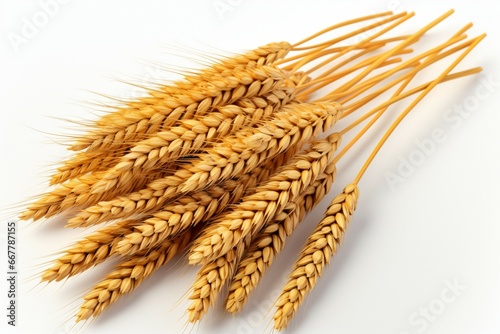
(51, 71), (307, 186)
(114, 146), (299, 255)
(188, 133), (341, 265)
(76, 230), (191, 321)
(91, 85), (296, 194)
(73, 41), (291, 150)
(187, 236), (249, 323)
(19, 169), (168, 222)
(226, 164), (335, 313)
(41, 220), (136, 282)
(68, 102), (341, 226)
(273, 183), (359, 330)
(70, 64), (289, 153)
(49, 148), (125, 185)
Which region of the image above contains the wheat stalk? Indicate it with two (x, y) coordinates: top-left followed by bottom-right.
(51, 72), (307, 186)
(271, 32), (485, 330)
(76, 230), (192, 321)
(67, 101), (341, 227)
(225, 163), (335, 313)
(16, 11), (487, 332)
(188, 133), (341, 265)
(188, 136), (339, 322)
(273, 183), (358, 330)
(50, 72), (302, 189)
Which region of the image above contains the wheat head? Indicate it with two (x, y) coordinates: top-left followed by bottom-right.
(225, 163), (336, 313)
(68, 102), (342, 227)
(187, 236), (249, 323)
(76, 230), (192, 321)
(188, 133), (341, 265)
(90, 85), (296, 195)
(70, 64), (289, 154)
(19, 169), (168, 222)
(273, 183), (359, 330)
(41, 220), (136, 282)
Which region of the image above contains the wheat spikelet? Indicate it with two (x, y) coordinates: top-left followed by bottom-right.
(76, 230), (192, 321)
(20, 171), (109, 221)
(128, 41), (291, 98)
(68, 102), (342, 227)
(114, 146), (300, 255)
(187, 237), (249, 323)
(49, 148), (124, 185)
(41, 220), (136, 282)
(188, 133), (341, 265)
(70, 64), (289, 153)
(273, 183), (359, 330)
(225, 163), (335, 313)
(19, 168), (168, 222)
(91, 85), (297, 194)
(206, 42), (291, 70)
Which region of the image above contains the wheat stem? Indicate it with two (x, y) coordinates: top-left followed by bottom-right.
(354, 34), (484, 184)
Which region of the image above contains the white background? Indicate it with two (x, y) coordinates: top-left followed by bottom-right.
(1, 1), (500, 333)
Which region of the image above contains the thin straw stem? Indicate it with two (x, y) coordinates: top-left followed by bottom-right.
(353, 34), (485, 184)
(296, 47), (412, 98)
(340, 34), (475, 113)
(329, 10), (454, 95)
(291, 11), (394, 48)
(298, 43), (414, 97)
(281, 35), (410, 72)
(305, 12), (415, 81)
(337, 67), (482, 141)
(286, 12), (412, 73)
(333, 25), (480, 165)
(295, 57), (406, 101)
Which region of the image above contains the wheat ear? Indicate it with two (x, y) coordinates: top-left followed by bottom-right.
(225, 164), (335, 313)
(188, 133), (341, 265)
(114, 146), (299, 255)
(41, 220), (136, 282)
(70, 64), (289, 154)
(76, 230), (192, 321)
(71, 41), (291, 151)
(188, 135), (339, 322)
(273, 184), (359, 330)
(91, 85), (296, 194)
(187, 236), (249, 323)
(19, 169), (168, 222)
(273, 33), (485, 330)
(68, 101), (341, 227)
(51, 72), (307, 186)
(50, 149), (123, 185)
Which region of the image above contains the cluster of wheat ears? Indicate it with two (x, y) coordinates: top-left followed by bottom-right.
(19, 10), (484, 331)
